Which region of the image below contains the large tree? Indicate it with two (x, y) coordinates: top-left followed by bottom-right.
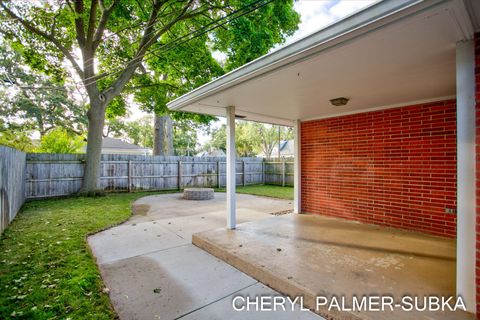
(0, 0), (299, 192)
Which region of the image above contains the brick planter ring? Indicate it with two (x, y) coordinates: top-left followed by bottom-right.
(183, 188), (214, 200)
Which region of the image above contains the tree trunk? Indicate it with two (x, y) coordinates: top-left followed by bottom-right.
(153, 114), (166, 155)
(80, 99), (106, 193)
(165, 115), (174, 156)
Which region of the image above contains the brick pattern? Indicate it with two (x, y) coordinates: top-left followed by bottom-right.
(301, 100), (457, 238)
(475, 32), (480, 317)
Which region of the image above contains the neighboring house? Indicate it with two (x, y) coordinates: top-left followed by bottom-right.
(168, 0), (480, 315)
(82, 137), (152, 155)
(259, 140), (294, 158)
(196, 149), (226, 157)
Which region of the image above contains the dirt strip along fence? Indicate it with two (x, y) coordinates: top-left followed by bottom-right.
(0, 146), (26, 233)
(26, 153), (294, 199)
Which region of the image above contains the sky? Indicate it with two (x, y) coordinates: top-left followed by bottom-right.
(130, 0), (377, 144)
(288, 0), (376, 43)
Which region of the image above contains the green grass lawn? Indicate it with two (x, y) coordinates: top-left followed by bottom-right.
(0, 185), (291, 319)
(216, 184), (294, 200)
(0, 192), (162, 320)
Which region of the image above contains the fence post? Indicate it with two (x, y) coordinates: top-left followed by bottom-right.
(217, 161), (220, 188)
(178, 161), (182, 190)
(127, 160), (132, 192)
(282, 159), (286, 187)
(262, 161), (265, 184)
(242, 160), (246, 186)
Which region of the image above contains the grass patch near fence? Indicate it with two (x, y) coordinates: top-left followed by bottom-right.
(216, 184), (294, 200)
(0, 191), (165, 320)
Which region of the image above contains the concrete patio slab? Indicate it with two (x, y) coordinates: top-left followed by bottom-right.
(193, 214), (473, 320)
(128, 193), (292, 224)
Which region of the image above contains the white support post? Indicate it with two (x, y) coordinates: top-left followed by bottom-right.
(456, 40), (476, 313)
(226, 106), (236, 229)
(293, 120), (301, 214)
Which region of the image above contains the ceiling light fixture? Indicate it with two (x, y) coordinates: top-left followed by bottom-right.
(330, 97), (349, 106)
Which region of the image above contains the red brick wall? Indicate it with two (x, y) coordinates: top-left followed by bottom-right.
(301, 100), (457, 238)
(474, 32), (480, 317)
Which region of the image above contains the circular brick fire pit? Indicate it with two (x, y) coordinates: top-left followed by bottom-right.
(183, 188), (214, 200)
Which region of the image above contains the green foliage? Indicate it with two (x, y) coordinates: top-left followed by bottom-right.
(203, 124), (227, 152)
(38, 128), (85, 154)
(131, 21), (224, 126)
(202, 122), (257, 157)
(0, 40), (87, 136)
(203, 121), (293, 157)
(0, 192), (170, 320)
(105, 96), (127, 120)
(214, 0), (300, 71)
(256, 124), (293, 158)
(172, 118), (201, 156)
(107, 116), (154, 148)
(0, 129), (36, 152)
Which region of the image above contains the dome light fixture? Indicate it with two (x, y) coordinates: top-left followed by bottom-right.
(330, 97), (349, 106)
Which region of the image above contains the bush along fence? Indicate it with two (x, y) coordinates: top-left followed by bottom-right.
(25, 153), (294, 199)
(0, 145), (26, 233)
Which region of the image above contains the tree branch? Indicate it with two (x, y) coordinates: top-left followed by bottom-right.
(85, 0), (98, 46)
(50, 5), (64, 37)
(99, 0), (164, 103)
(124, 82), (178, 91)
(92, 0), (119, 50)
(0, 1), (85, 79)
(74, 0), (86, 48)
(141, 0), (195, 53)
(103, 0), (201, 105)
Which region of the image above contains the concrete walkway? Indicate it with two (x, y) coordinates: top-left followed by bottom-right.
(88, 193), (323, 320)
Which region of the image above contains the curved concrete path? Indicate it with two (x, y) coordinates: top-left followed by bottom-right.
(88, 193), (323, 320)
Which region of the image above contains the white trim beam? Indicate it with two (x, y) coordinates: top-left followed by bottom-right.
(294, 120), (301, 214)
(226, 106), (236, 229)
(456, 39), (476, 313)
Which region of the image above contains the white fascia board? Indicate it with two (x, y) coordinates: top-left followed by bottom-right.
(167, 0), (449, 112)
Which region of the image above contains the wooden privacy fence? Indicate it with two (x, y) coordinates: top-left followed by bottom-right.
(26, 153), (294, 199)
(264, 158), (294, 187)
(0, 146), (26, 233)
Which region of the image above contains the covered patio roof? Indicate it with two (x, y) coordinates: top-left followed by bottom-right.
(168, 0), (479, 126)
